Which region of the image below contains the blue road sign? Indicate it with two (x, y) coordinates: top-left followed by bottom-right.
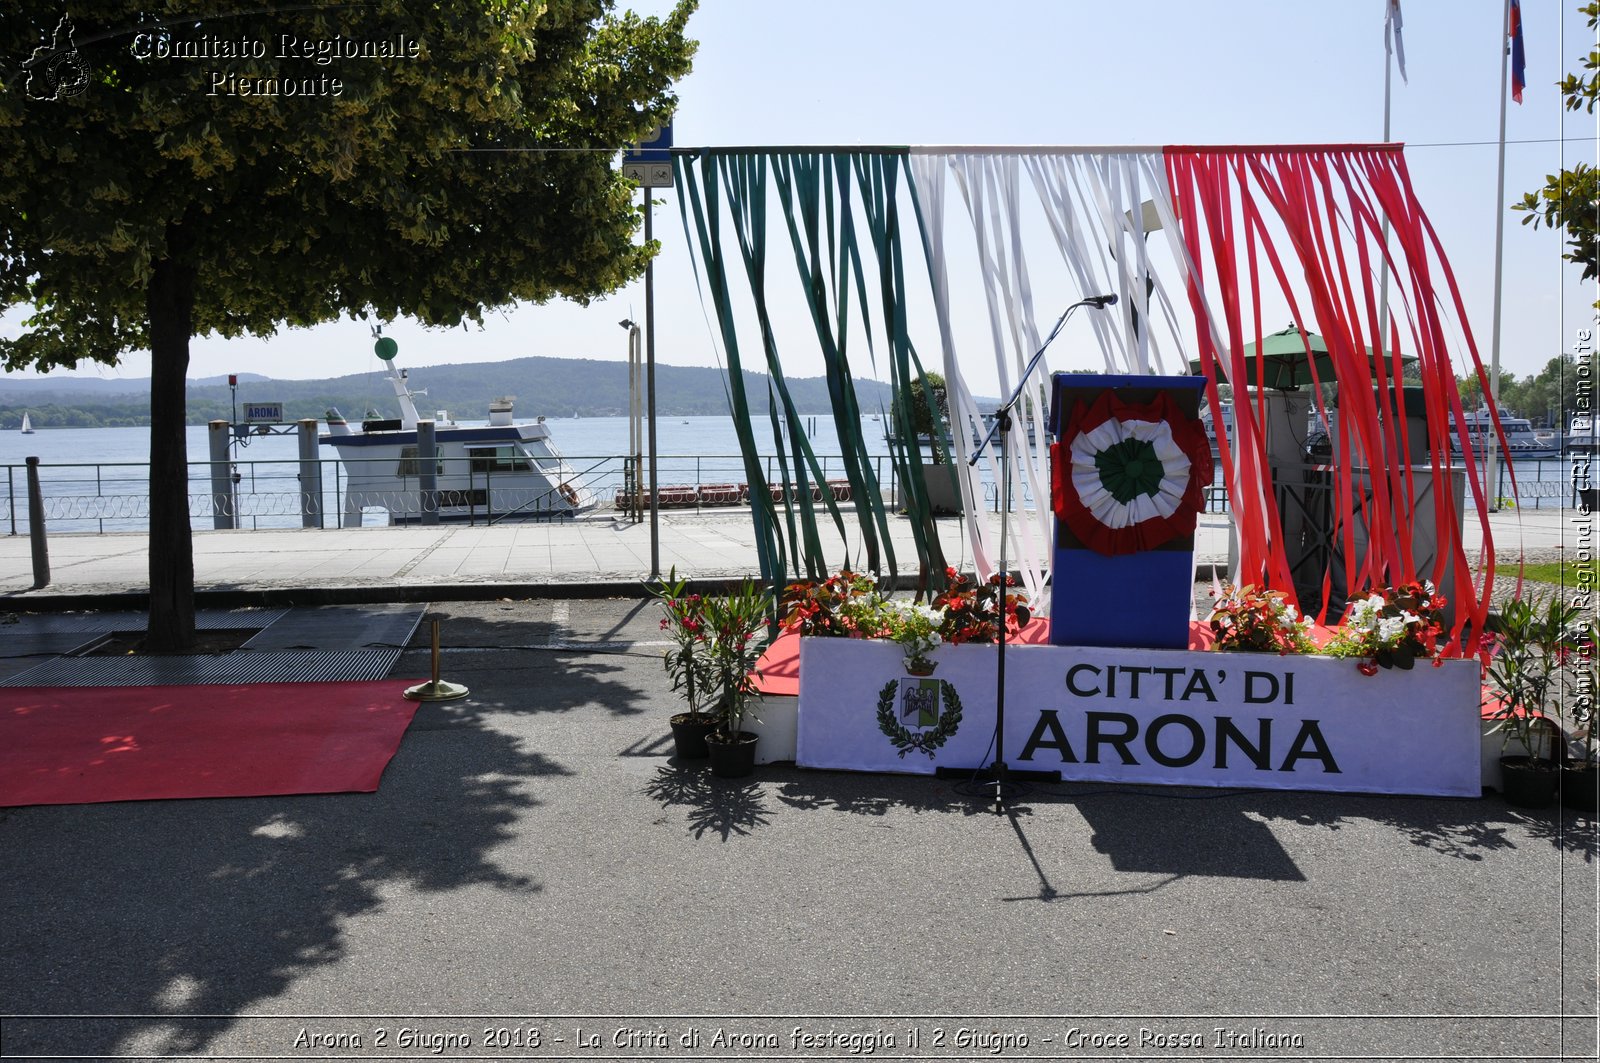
(627, 121), (673, 164)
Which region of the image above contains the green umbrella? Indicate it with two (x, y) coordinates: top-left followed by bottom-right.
(1188, 324), (1412, 391)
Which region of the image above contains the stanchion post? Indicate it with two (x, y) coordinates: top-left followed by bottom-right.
(25, 456), (49, 589)
(404, 615), (470, 702)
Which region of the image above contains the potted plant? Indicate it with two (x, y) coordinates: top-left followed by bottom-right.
(1561, 611), (1600, 810)
(650, 568), (719, 760)
(1483, 593), (1584, 809)
(702, 579), (775, 779)
(1559, 611), (1597, 813)
(1207, 583), (1317, 655)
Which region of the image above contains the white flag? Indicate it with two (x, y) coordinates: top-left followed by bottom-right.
(1385, 0), (1408, 83)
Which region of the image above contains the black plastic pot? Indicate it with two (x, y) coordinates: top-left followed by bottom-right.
(706, 730), (758, 779)
(1500, 756), (1560, 809)
(1561, 764), (1598, 813)
(669, 713), (718, 760)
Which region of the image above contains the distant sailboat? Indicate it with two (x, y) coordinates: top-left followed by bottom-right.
(19, 411), (33, 434)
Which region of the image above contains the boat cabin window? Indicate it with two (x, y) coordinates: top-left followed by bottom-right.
(397, 446), (444, 477)
(468, 445), (532, 473)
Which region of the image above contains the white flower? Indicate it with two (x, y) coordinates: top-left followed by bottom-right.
(1347, 597), (1382, 628)
(1378, 616), (1407, 643)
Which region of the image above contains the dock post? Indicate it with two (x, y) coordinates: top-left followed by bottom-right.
(207, 420), (236, 530)
(417, 419), (439, 526)
(25, 456), (48, 588)
(297, 419), (323, 528)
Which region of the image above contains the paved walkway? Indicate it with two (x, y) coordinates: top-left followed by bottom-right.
(0, 504), (1589, 605)
(1, 595), (1595, 1061)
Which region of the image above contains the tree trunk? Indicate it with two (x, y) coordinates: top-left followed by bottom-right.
(144, 222), (198, 652)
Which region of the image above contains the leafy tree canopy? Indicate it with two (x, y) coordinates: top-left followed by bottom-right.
(0, 0), (697, 370)
(1514, 0), (1599, 304)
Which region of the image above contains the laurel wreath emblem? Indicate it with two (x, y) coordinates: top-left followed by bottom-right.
(876, 679), (963, 759)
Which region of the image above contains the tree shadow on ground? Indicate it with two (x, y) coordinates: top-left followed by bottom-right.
(0, 644), (643, 1060)
(1246, 788), (1599, 861)
(642, 765), (771, 841)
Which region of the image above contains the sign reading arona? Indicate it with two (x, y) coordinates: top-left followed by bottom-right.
(243, 402), (284, 423)
(794, 638), (1482, 797)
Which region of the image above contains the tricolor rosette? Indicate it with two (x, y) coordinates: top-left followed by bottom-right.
(1051, 391), (1213, 555)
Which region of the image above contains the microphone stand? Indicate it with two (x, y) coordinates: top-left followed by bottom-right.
(965, 296), (1107, 814)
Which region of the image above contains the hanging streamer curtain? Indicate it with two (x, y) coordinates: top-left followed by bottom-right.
(906, 150), (1199, 610)
(674, 149), (949, 594)
(1161, 145), (1499, 650)
(675, 143), (1501, 653)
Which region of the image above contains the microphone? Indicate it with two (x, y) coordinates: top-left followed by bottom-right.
(1082, 294), (1119, 308)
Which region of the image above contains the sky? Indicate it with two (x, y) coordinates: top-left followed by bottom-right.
(3, 0), (1597, 403)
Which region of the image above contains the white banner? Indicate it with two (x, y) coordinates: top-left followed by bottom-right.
(795, 638), (1482, 797)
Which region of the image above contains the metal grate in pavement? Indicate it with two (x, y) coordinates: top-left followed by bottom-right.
(243, 606), (423, 652)
(0, 648), (402, 687)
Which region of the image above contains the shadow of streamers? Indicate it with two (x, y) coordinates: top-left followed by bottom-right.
(0, 698), (565, 1060)
(643, 765), (771, 841)
(1251, 790), (1598, 861)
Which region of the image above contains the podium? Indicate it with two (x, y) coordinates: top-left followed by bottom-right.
(1049, 373), (1210, 649)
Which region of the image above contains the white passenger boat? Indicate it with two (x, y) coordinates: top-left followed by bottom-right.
(320, 359), (598, 525)
(1448, 406), (1559, 460)
(1200, 402), (1234, 456)
(1566, 412), (1600, 452)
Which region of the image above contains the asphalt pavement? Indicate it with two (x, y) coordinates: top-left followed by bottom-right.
(1, 596), (1596, 1062)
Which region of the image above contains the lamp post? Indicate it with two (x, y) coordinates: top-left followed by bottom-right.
(621, 318), (643, 523)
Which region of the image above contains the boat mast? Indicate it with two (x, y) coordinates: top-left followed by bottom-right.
(384, 360), (423, 429)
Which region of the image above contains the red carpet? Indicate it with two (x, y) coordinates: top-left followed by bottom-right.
(0, 681), (419, 807)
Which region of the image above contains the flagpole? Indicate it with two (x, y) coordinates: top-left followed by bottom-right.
(1377, 2), (1394, 429)
(1487, 0), (1511, 511)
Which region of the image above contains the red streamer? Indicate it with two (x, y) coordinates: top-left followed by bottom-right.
(1162, 146), (1502, 656)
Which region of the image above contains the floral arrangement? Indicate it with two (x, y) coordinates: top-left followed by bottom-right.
(931, 568), (1031, 645)
(1324, 580), (1447, 675)
(882, 600), (944, 674)
(1207, 583), (1316, 655)
(779, 566), (1032, 673)
(779, 568), (884, 638)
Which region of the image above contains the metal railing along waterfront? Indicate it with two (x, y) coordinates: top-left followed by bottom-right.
(4, 452), (1587, 536)
(4, 453), (909, 534)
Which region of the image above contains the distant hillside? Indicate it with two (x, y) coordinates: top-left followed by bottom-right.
(0, 357), (903, 428)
